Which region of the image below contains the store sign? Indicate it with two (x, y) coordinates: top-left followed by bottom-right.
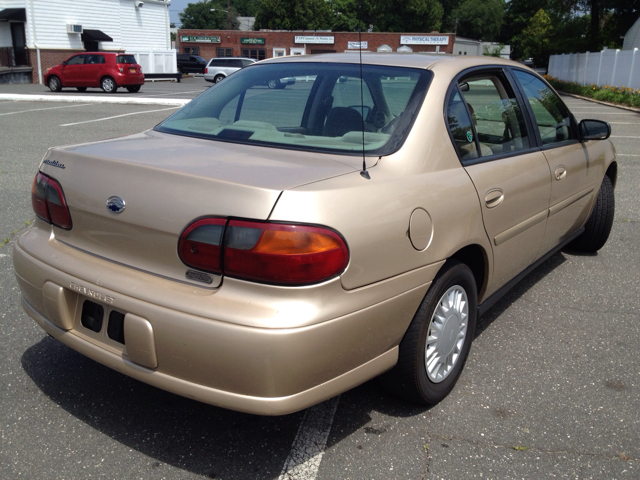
(400, 35), (449, 45)
(294, 36), (334, 44)
(241, 37), (265, 44)
(347, 41), (368, 49)
(180, 35), (221, 43)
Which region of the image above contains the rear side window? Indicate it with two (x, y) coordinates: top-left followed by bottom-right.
(447, 91), (477, 160)
(229, 60), (243, 68)
(512, 70), (575, 146)
(117, 55), (137, 64)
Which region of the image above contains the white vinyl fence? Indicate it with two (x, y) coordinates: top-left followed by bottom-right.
(548, 48), (640, 89)
(126, 49), (177, 74)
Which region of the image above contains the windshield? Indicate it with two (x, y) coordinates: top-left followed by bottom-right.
(156, 62), (432, 156)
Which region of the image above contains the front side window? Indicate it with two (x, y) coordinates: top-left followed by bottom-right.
(513, 70), (575, 146)
(156, 62), (431, 157)
(66, 55), (85, 65)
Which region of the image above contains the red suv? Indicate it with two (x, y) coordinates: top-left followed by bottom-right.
(45, 52), (144, 93)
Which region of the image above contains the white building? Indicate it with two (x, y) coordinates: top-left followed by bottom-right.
(0, 0), (173, 83)
(623, 16), (640, 50)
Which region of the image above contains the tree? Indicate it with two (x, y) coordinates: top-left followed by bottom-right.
(232, 0), (260, 16)
(512, 8), (553, 63)
(483, 43), (505, 57)
(452, 0), (505, 41)
(328, 0), (366, 32)
(180, 1), (240, 30)
(254, 0), (333, 30)
(366, 0), (444, 33)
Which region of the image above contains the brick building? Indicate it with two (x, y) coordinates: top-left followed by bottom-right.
(176, 30), (455, 61)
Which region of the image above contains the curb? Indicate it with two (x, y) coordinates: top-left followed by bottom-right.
(559, 92), (640, 114)
(0, 93), (190, 107)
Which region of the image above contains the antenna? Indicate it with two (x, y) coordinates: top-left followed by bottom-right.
(358, 3), (370, 180)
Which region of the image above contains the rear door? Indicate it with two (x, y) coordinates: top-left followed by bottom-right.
(446, 68), (552, 294)
(511, 69), (599, 254)
(83, 54), (106, 86)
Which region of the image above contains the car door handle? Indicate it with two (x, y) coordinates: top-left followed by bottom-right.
(555, 166), (567, 181)
(485, 188), (504, 208)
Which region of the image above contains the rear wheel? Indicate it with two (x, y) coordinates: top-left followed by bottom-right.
(568, 175), (614, 252)
(214, 75), (225, 84)
(267, 78), (281, 89)
(48, 76), (62, 92)
(126, 85), (141, 93)
(101, 76), (117, 94)
(381, 260), (477, 404)
(76, 87), (87, 92)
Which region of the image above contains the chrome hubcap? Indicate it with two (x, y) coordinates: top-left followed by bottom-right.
(425, 285), (468, 383)
(103, 79), (114, 91)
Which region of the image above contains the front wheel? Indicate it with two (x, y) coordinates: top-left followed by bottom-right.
(568, 175), (614, 252)
(381, 260), (477, 404)
(101, 76), (117, 93)
(126, 86), (141, 93)
(48, 76), (62, 92)
(267, 78), (281, 89)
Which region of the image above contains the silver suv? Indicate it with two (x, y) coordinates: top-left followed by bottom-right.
(204, 57), (255, 83)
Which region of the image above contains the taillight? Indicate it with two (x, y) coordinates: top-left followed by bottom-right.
(31, 172), (72, 229)
(178, 219), (349, 285)
(178, 218), (226, 273)
(205, 67), (209, 74)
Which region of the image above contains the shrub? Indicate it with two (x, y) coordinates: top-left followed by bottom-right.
(544, 75), (640, 109)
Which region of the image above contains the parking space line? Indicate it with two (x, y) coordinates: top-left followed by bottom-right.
(142, 90), (204, 97)
(59, 107), (180, 126)
(570, 112), (638, 115)
(617, 154), (640, 157)
(0, 103), (91, 116)
(606, 122), (640, 125)
(611, 135), (640, 139)
(278, 396), (340, 480)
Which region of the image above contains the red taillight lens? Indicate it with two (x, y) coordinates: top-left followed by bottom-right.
(178, 218), (226, 273)
(205, 67), (208, 74)
(31, 172), (72, 229)
(224, 220), (349, 285)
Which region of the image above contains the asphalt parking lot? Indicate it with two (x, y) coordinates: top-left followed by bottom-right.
(0, 81), (638, 479)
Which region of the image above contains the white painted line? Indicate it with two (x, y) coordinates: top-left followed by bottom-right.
(571, 112), (639, 115)
(0, 103), (91, 116)
(611, 135), (640, 139)
(278, 396), (340, 480)
(606, 122), (640, 125)
(0, 93), (189, 107)
(60, 106), (179, 126)
(142, 89), (205, 97)
(617, 154), (640, 157)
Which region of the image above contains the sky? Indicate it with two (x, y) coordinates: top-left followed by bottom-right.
(168, 0), (193, 26)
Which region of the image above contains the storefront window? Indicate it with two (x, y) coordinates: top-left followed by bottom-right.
(217, 48), (233, 57)
(241, 48), (266, 60)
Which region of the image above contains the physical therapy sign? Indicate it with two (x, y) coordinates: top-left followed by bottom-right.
(400, 35), (449, 45)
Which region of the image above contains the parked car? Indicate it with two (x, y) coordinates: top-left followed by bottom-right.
(15, 54), (616, 415)
(203, 57), (255, 83)
(44, 52), (144, 94)
(176, 54), (208, 74)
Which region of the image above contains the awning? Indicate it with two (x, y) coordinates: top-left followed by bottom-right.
(81, 29), (113, 43)
(0, 8), (27, 22)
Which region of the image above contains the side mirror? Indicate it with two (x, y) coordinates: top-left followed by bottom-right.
(459, 82), (470, 92)
(62, 61), (67, 66)
(580, 119), (611, 141)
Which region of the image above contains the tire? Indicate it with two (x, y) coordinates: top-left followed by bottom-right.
(267, 78), (281, 89)
(100, 76), (117, 94)
(568, 175), (614, 252)
(48, 76), (62, 92)
(214, 75), (225, 84)
(381, 260), (477, 404)
(76, 87), (87, 92)
(126, 86), (141, 93)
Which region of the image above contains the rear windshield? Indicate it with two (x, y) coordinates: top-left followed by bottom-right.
(155, 62), (432, 156)
(117, 55), (137, 64)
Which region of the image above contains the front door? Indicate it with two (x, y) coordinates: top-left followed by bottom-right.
(10, 22), (28, 66)
(60, 54), (87, 86)
(511, 70), (599, 254)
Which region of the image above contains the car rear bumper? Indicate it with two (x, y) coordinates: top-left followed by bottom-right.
(13, 227), (436, 415)
(116, 72), (145, 85)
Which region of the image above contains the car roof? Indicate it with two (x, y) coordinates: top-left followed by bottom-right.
(209, 57), (255, 62)
(258, 52), (526, 73)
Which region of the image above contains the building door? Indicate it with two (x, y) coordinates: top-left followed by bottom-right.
(11, 22), (28, 66)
